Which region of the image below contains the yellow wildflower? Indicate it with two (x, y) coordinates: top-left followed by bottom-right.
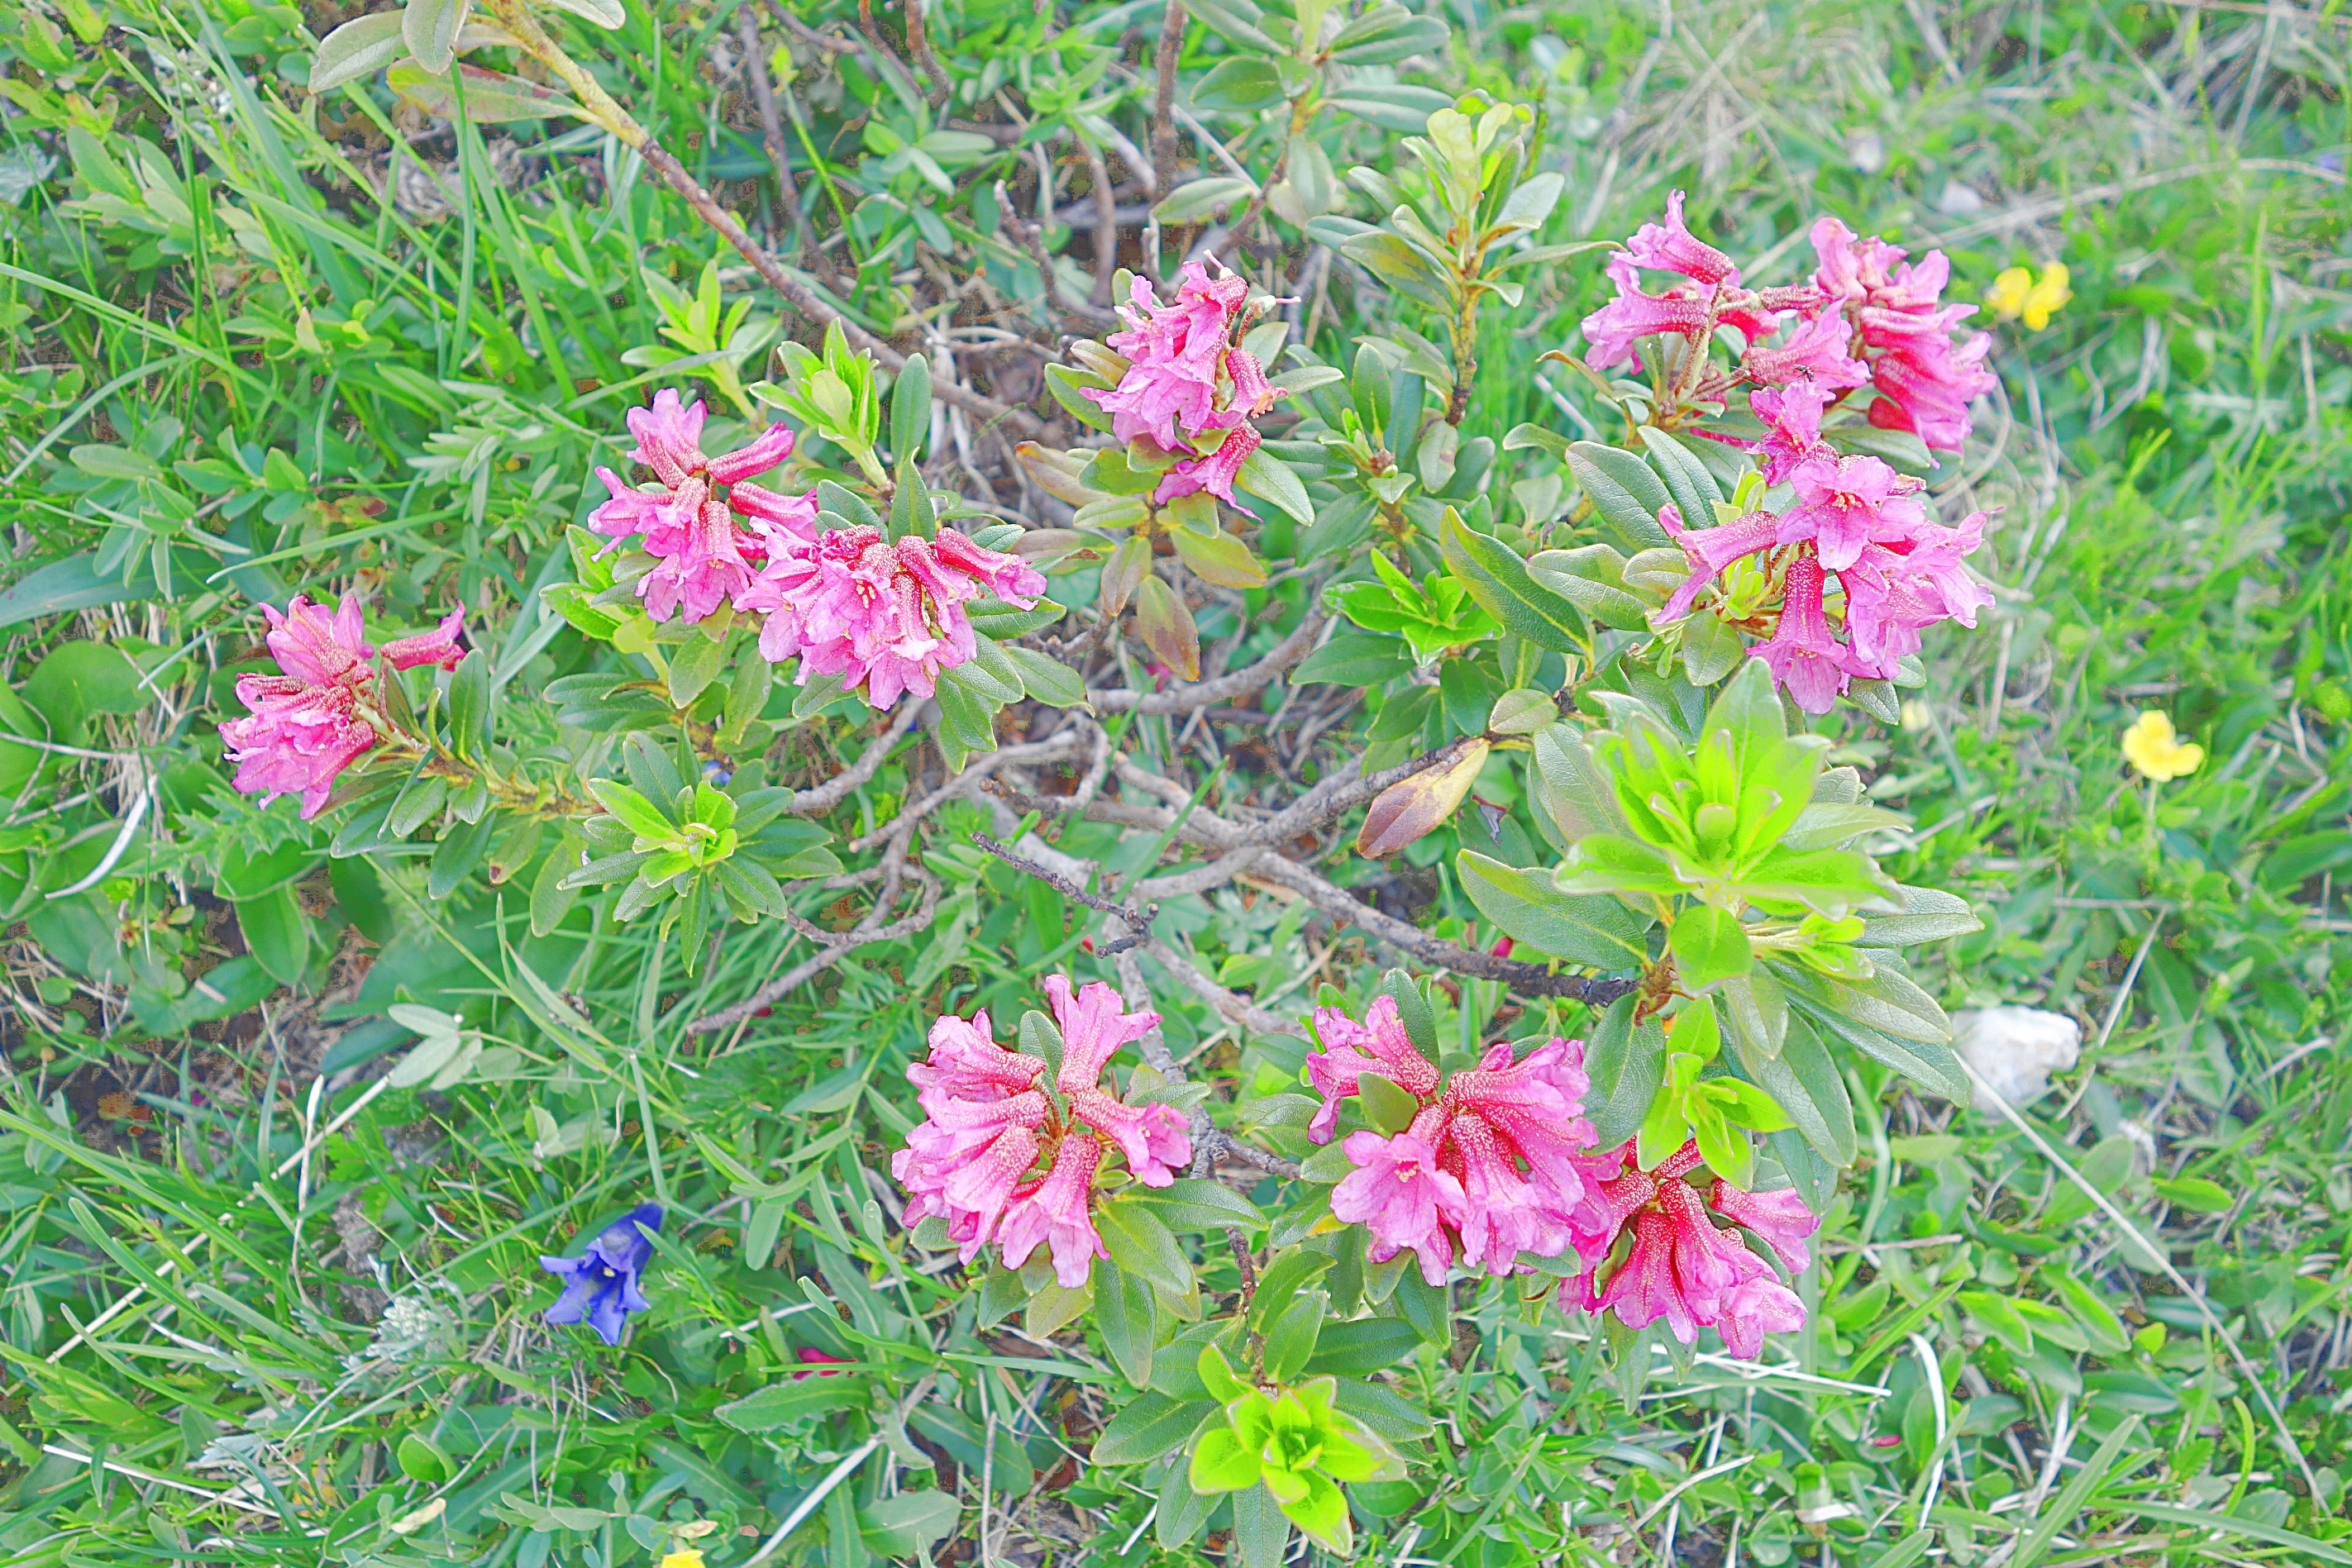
(1986, 264), (2071, 331)
(2121, 711), (2202, 781)
(659, 1551), (706, 1568)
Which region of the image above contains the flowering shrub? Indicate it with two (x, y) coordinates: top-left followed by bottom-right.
(40, 0), (2301, 1556)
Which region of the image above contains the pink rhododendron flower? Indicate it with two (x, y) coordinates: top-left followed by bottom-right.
(1739, 309), (1870, 393)
(1152, 422), (1263, 516)
(1579, 252), (1715, 371)
(995, 1132), (1109, 1289)
(1087, 260), (1252, 446)
(1564, 1140), (1818, 1356)
(380, 608), (468, 672)
(222, 593), (384, 817)
(1747, 382), (1834, 484)
(221, 593), (465, 818)
(589, 388), (809, 626)
(1304, 994), (1442, 1143)
(1753, 553), (1857, 715)
(739, 525), (1045, 711)
(1805, 219), (1996, 450)
(1777, 455), (1928, 572)
(1625, 190), (1740, 287)
(1330, 1121), (1466, 1286)
(1315, 996), (1613, 1280)
(893, 979), (1189, 1287)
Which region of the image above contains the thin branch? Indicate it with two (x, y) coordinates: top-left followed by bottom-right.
(760, 0), (860, 53)
(735, 7), (838, 291)
(995, 181), (1120, 329)
(1089, 610), (1324, 713)
(1080, 135), (1119, 307)
(972, 832), (1153, 956)
(854, 0), (924, 101)
(627, 135), (1044, 435)
(685, 843), (941, 1032)
(1143, 932), (1305, 1037)
(902, 0), (951, 101)
(1151, 1), (1186, 214)
(788, 703), (923, 815)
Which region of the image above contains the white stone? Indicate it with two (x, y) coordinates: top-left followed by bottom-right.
(1950, 1006), (2082, 1113)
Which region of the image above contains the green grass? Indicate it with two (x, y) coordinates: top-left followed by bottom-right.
(2, 0), (2350, 1564)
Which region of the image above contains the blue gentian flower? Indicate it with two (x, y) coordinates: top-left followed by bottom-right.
(540, 1203), (661, 1345)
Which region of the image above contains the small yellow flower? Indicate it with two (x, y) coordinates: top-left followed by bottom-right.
(1986, 264), (2071, 331)
(659, 1551), (706, 1568)
(2121, 711), (2202, 781)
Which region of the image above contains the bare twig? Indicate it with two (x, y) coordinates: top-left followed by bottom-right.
(1089, 611), (1325, 713)
(1081, 135), (1120, 307)
(787, 703), (923, 815)
(760, 0), (859, 53)
(685, 836), (942, 1032)
(1151, 1), (1185, 205)
(903, 0), (950, 101)
(995, 182), (1121, 329)
(626, 136), (1043, 434)
(971, 831), (1154, 956)
(735, 7), (838, 290)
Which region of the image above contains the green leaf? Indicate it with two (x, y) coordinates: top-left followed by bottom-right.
(976, 644), (1074, 710)
(1154, 176), (1258, 226)
(1236, 446), (1314, 524)
(1261, 1290), (1326, 1382)
(1275, 1470), (1353, 1555)
(1294, 632), (1415, 686)
(1095, 1261), (1157, 1387)
(1639, 427), (1726, 536)
(2151, 1175), (2231, 1213)
(1668, 905), (1752, 988)
(1356, 1071), (1420, 1134)
(1855, 884), (1983, 947)
(890, 353), (931, 465)
(389, 63), (585, 122)
(714, 1377), (868, 1432)
(1526, 545), (1656, 631)
(1457, 850), (1649, 969)
(1532, 723), (1629, 842)
(447, 648), (490, 759)
(1093, 1394), (1216, 1467)
(1739, 1013), (1857, 1168)
(1248, 1250), (1338, 1332)
(1301, 1318), (1423, 1376)
(1441, 509), (1585, 651)
(1585, 995), (1667, 1147)
(1130, 1180), (1263, 1232)
(403, 0), (465, 74)
(1567, 442), (1675, 548)
(234, 885), (308, 986)
(1232, 1482), (1293, 1568)
(308, 10), (408, 93)
(1189, 1425), (1263, 1493)
(1095, 1197), (1191, 1295)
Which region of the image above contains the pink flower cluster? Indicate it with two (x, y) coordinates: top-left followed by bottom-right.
(589, 388), (806, 624)
(1579, 191), (1995, 452)
(893, 977), (1190, 1288)
(1656, 381), (1995, 713)
(1565, 1139), (1818, 1358)
(1575, 198), (1999, 713)
(590, 388), (1044, 710)
(220, 594), (465, 817)
(742, 525), (1045, 712)
(1085, 258), (1283, 515)
(1310, 997), (1817, 1356)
